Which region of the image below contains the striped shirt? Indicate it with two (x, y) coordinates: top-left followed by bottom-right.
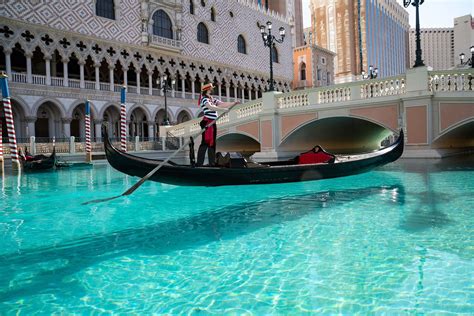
(200, 95), (223, 120)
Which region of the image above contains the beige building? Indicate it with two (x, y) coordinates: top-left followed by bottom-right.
(0, 0), (297, 141)
(309, 0), (410, 83)
(293, 27), (336, 89)
(409, 15), (474, 70)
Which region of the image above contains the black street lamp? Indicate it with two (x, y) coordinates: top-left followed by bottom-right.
(459, 46), (474, 68)
(362, 65), (378, 79)
(404, 0), (425, 67)
(260, 21), (285, 91)
(158, 75), (175, 126)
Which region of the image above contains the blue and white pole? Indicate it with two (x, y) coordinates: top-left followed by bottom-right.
(120, 86), (127, 152)
(85, 100), (92, 162)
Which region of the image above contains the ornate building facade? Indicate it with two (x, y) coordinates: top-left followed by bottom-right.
(309, 0), (410, 83)
(0, 0), (295, 141)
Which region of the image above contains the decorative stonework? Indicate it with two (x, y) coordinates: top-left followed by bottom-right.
(0, 0), (141, 44)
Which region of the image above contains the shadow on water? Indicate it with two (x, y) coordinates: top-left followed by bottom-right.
(0, 184), (405, 302)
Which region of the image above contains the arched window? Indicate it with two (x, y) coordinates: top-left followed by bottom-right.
(211, 7), (216, 21)
(300, 62), (306, 80)
(96, 0), (115, 20)
(237, 35), (246, 54)
(152, 10), (173, 39)
(197, 23), (209, 44)
(271, 46), (279, 63)
(190, 0), (194, 14)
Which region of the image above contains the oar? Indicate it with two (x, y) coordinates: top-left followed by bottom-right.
(82, 103), (240, 205)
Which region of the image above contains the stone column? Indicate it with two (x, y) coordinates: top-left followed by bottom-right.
(218, 83), (222, 99)
(234, 85), (238, 102)
(109, 65), (114, 92)
(79, 60), (85, 89)
(62, 118), (72, 138)
(25, 116), (36, 138)
(226, 84), (230, 102)
(248, 88), (252, 101)
(94, 63), (100, 90)
(123, 67), (128, 87)
(148, 70), (153, 95)
(136, 69), (141, 94)
(181, 77), (186, 98)
(4, 48), (12, 78)
(63, 57), (69, 87)
(171, 75), (176, 98)
(191, 80), (195, 99)
(148, 122), (154, 140)
(94, 119), (102, 140)
(26, 52), (33, 84)
(181, 77), (186, 99)
(44, 55), (51, 85)
(241, 87), (245, 103)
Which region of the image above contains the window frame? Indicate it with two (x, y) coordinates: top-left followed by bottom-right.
(152, 9), (173, 39)
(237, 35), (246, 54)
(96, 0), (116, 20)
(197, 22), (209, 44)
(300, 62), (306, 81)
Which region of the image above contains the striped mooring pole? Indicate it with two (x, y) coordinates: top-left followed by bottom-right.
(85, 100), (92, 162)
(120, 86), (127, 152)
(0, 72), (21, 171)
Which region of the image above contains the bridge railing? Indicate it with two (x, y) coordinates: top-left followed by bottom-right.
(428, 69), (473, 92)
(164, 69), (472, 139)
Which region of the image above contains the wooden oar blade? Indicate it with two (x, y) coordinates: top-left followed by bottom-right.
(81, 195), (122, 205)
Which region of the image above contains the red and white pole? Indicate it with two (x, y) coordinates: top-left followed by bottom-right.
(85, 100), (92, 162)
(120, 86), (127, 152)
(0, 72), (20, 171)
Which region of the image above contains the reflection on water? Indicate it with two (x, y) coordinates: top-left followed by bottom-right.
(0, 185), (403, 302)
(0, 155), (472, 314)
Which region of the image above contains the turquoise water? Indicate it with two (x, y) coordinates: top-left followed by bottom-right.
(0, 157), (473, 314)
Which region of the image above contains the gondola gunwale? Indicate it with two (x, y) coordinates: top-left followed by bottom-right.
(104, 129), (404, 186)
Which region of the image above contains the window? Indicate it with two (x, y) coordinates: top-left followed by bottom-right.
(96, 0), (115, 20)
(317, 69), (321, 80)
(271, 46), (278, 63)
(211, 7), (215, 21)
(300, 62), (306, 80)
(152, 10), (173, 39)
(201, 0), (205, 6)
(190, 0), (194, 14)
(197, 23), (209, 44)
(237, 35), (246, 54)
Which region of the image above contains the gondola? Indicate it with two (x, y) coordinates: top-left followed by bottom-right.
(21, 147), (57, 171)
(104, 128), (404, 186)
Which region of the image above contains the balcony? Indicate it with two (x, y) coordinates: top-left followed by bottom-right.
(149, 34), (182, 53)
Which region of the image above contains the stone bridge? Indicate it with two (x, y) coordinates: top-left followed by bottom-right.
(167, 67), (474, 159)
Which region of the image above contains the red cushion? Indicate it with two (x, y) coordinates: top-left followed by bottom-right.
(298, 151), (333, 164)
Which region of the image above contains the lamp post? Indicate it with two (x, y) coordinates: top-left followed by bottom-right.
(260, 21), (285, 91)
(404, 0), (425, 67)
(158, 75), (175, 126)
(362, 65), (378, 79)
(459, 46), (474, 68)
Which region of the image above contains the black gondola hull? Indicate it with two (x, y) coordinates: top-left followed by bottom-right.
(104, 130), (404, 186)
(22, 148), (57, 171)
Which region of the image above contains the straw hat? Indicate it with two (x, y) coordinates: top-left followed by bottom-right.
(201, 83), (214, 92)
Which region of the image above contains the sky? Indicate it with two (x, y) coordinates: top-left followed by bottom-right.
(301, 0), (473, 28)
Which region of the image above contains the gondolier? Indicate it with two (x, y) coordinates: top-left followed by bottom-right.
(197, 83), (239, 167)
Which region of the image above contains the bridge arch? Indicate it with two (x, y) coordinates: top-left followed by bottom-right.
(216, 131), (261, 155)
(279, 116), (395, 153)
(432, 118), (474, 149)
